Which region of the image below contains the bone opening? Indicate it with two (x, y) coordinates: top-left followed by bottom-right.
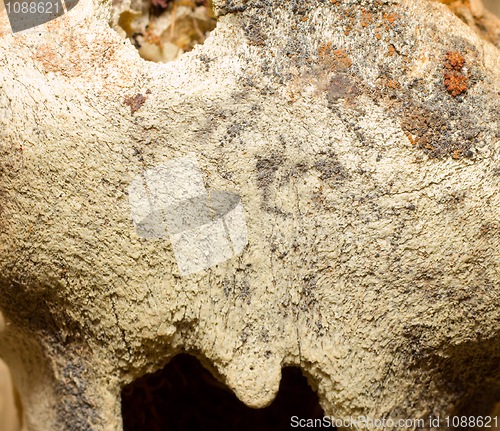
(121, 354), (325, 430)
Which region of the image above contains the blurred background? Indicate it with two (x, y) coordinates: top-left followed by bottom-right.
(484, 0), (500, 15)
(0, 359), (23, 431)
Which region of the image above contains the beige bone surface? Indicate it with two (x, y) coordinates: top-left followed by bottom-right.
(1, 0), (500, 429)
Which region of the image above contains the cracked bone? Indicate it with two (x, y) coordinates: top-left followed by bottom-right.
(2, 0), (500, 429)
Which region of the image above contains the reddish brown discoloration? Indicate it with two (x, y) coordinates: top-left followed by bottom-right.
(445, 50), (466, 70)
(401, 107), (474, 159)
(12, 15), (139, 98)
(443, 51), (468, 97)
(317, 44), (352, 74)
(124, 93), (147, 114)
(444, 71), (468, 96)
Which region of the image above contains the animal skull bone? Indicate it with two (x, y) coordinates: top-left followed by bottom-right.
(1, 0), (500, 429)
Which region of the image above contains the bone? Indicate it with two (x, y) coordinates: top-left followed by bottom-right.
(1, 0), (500, 429)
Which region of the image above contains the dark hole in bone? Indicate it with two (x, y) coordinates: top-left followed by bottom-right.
(121, 353), (328, 430)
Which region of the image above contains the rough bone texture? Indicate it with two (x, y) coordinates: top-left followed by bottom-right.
(1, 0), (500, 429)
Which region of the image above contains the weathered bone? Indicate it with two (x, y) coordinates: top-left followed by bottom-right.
(1, 0), (500, 429)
